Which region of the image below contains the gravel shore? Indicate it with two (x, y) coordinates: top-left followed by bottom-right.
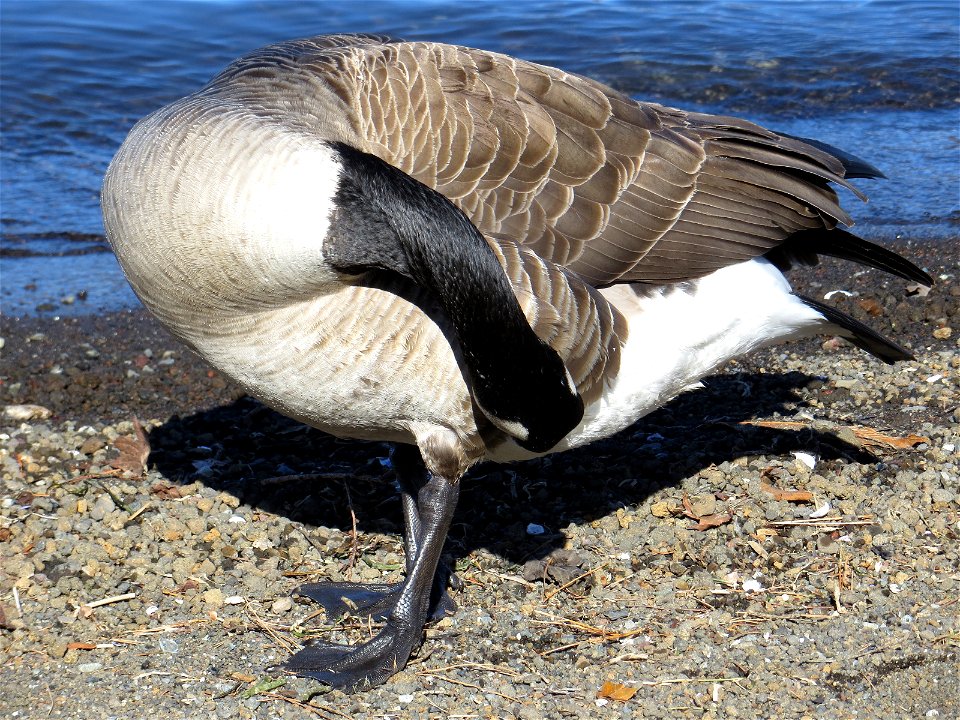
(1, 240), (957, 719)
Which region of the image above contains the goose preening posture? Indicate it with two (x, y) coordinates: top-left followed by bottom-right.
(101, 34), (932, 692)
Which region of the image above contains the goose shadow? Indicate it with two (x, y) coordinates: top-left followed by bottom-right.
(145, 368), (875, 572)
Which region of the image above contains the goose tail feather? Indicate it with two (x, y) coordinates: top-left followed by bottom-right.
(798, 293), (914, 363)
(767, 228), (933, 287)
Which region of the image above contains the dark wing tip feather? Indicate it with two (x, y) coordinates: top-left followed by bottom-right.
(768, 228), (934, 287)
(798, 294), (914, 363)
(777, 132), (887, 180)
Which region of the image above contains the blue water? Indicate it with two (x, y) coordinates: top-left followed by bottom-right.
(2, 0), (958, 316)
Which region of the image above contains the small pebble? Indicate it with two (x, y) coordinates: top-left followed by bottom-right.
(3, 404), (52, 421)
(271, 597), (293, 614)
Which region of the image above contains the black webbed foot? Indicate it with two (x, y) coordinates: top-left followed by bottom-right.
(283, 456), (461, 692)
(284, 618), (422, 692)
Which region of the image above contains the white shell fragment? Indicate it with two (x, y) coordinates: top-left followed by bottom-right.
(792, 451), (817, 470)
(809, 502), (832, 519)
(823, 290), (853, 300)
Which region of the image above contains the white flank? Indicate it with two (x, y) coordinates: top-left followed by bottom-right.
(489, 258), (829, 462)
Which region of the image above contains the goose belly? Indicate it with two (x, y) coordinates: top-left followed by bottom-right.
(487, 259), (825, 462)
(181, 282), (476, 444)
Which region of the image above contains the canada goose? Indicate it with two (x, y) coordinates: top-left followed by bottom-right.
(101, 34), (932, 692)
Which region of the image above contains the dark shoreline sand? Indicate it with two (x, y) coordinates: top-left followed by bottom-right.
(1, 239), (957, 719)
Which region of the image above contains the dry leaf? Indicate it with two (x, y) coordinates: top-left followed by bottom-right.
(857, 297), (884, 317)
(739, 420), (928, 454)
(748, 539), (769, 559)
(852, 426), (929, 450)
(597, 681), (638, 701)
(110, 419), (150, 475)
(760, 466), (783, 481)
(179, 578), (201, 592)
(150, 483), (182, 499)
(691, 513), (732, 531)
(760, 482), (814, 503)
(649, 501), (671, 518)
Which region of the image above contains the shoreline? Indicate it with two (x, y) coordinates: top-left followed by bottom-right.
(1, 239), (958, 719)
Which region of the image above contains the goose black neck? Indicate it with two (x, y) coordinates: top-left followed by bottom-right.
(326, 143), (583, 452)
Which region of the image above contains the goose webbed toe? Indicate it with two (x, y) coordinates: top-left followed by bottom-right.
(296, 566), (458, 623)
(297, 581), (400, 621)
(284, 620), (422, 692)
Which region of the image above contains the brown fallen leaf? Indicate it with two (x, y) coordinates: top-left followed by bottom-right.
(522, 549), (587, 585)
(857, 297), (884, 317)
(851, 426), (929, 450)
(748, 539), (769, 559)
(760, 482), (814, 503)
(150, 483), (183, 499)
(597, 681), (638, 701)
(691, 513), (732, 531)
(110, 419), (150, 475)
(649, 501), (671, 518)
(738, 420), (928, 453)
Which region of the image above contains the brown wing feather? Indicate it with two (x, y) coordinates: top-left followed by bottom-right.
(212, 35), (860, 288)
(307, 39), (853, 287)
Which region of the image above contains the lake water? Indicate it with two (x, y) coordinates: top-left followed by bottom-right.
(2, 0), (958, 316)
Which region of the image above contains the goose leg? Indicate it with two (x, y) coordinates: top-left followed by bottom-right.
(284, 465), (460, 691)
(292, 446), (458, 622)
